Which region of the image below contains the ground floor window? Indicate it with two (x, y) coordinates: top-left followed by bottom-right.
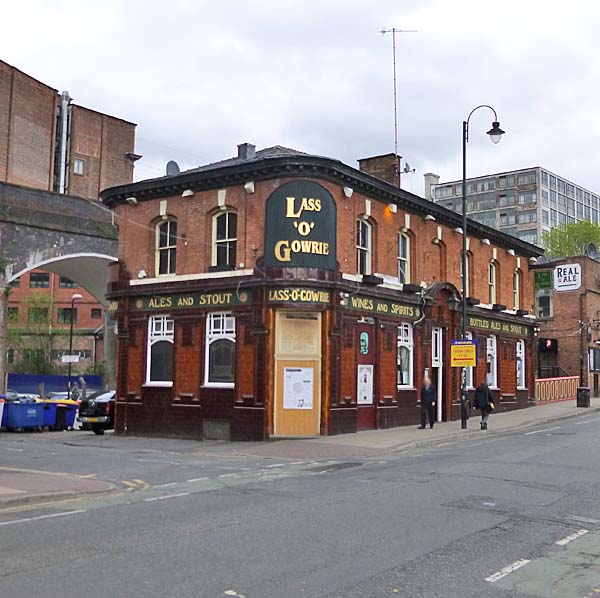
(205, 312), (236, 386)
(397, 323), (414, 387)
(146, 315), (174, 385)
(516, 339), (526, 388)
(486, 335), (497, 388)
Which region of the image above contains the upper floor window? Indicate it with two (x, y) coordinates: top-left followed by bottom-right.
(59, 276), (77, 288)
(535, 288), (552, 319)
(156, 220), (177, 276)
(488, 261), (497, 304)
(30, 273), (49, 288)
(73, 158), (85, 176)
(205, 312), (236, 386)
(146, 315), (174, 385)
(28, 307), (48, 323)
(513, 269), (521, 311)
(356, 219), (372, 276)
(212, 211), (237, 268)
(398, 233), (410, 284)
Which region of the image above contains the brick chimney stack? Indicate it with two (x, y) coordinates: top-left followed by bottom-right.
(357, 153), (401, 187)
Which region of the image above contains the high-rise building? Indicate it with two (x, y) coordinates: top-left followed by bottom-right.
(426, 167), (600, 248)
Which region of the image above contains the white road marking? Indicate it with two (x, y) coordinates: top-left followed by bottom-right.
(486, 559), (530, 583)
(154, 482), (177, 488)
(290, 461), (306, 466)
(143, 492), (190, 502)
(525, 426), (561, 436)
(5, 448), (24, 452)
(0, 509), (86, 527)
(483, 502), (496, 507)
(186, 477), (209, 483)
(569, 515), (600, 524)
(218, 473), (237, 478)
(575, 417), (600, 425)
(556, 529), (589, 546)
(265, 463), (285, 469)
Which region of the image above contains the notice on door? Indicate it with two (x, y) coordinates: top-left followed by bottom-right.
(283, 367), (314, 409)
(357, 365), (374, 405)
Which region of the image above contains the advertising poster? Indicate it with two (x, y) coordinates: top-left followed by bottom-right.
(357, 365), (374, 405)
(283, 367), (314, 409)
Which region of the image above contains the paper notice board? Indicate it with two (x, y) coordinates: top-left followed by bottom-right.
(283, 367), (314, 409)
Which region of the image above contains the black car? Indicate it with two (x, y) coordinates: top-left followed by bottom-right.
(78, 390), (116, 435)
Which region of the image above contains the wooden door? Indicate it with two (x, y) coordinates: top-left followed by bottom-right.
(273, 312), (321, 437)
(356, 324), (376, 430)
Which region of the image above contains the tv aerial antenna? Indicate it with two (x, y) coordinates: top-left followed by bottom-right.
(380, 27), (417, 158)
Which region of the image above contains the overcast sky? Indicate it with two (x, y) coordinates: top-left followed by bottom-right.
(2, 0), (599, 195)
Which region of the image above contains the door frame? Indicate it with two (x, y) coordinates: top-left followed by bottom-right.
(432, 326), (443, 422)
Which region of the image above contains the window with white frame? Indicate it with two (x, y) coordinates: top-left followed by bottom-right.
(398, 232), (410, 284)
(73, 158), (84, 176)
(488, 261), (497, 304)
(146, 315), (174, 385)
(212, 211), (237, 267)
(486, 335), (497, 388)
(465, 332), (474, 388)
(516, 339), (526, 388)
(460, 252), (471, 297)
(397, 323), (413, 387)
(513, 269), (520, 310)
(356, 219), (371, 275)
(205, 312), (236, 386)
(156, 219), (177, 276)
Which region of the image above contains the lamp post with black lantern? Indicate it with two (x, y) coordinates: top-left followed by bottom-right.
(67, 293), (83, 400)
(461, 106), (505, 429)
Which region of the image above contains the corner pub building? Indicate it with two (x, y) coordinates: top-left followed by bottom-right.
(101, 144), (542, 440)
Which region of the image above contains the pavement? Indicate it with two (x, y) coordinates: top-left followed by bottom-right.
(0, 397), (598, 509)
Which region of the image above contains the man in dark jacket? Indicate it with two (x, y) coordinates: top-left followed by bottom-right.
(474, 380), (493, 430)
(419, 376), (436, 429)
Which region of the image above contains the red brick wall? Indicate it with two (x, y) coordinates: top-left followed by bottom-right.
(0, 61), (56, 190)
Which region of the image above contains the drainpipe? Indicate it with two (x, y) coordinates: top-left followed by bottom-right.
(57, 91), (70, 194)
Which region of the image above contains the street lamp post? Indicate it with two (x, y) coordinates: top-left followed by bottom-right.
(67, 293), (83, 400)
(461, 106), (505, 429)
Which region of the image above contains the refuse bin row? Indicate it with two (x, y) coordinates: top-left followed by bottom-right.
(0, 398), (77, 432)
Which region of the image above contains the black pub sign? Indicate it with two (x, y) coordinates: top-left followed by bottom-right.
(264, 180), (337, 269)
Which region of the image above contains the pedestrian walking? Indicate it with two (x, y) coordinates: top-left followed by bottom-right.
(418, 376), (436, 429)
(474, 380), (494, 430)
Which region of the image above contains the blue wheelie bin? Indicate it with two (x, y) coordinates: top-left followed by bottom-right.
(43, 399), (78, 430)
(42, 401), (58, 430)
(5, 400), (44, 432)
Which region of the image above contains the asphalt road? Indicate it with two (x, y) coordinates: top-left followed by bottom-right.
(2, 418), (600, 597)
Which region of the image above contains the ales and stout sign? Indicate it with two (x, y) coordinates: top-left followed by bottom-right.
(264, 180), (336, 269)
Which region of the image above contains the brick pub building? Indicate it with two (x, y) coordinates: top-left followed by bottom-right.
(101, 145), (542, 440)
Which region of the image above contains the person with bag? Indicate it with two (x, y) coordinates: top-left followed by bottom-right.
(418, 375), (436, 429)
(473, 380), (494, 430)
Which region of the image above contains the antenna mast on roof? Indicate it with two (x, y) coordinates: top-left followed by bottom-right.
(380, 27), (417, 159)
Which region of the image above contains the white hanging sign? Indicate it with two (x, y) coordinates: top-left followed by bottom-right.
(554, 263), (581, 292)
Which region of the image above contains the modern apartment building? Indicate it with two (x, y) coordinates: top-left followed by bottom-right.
(426, 168), (600, 248)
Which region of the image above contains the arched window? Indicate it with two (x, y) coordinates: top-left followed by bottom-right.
(156, 219), (177, 276)
(356, 219), (372, 275)
(212, 211), (237, 268)
(460, 252), (472, 297)
(488, 261), (497, 304)
(146, 315), (174, 385)
(513, 269), (521, 310)
(398, 232), (411, 284)
(205, 312), (236, 386)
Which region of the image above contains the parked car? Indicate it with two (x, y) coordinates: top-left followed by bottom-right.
(78, 390), (116, 435)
